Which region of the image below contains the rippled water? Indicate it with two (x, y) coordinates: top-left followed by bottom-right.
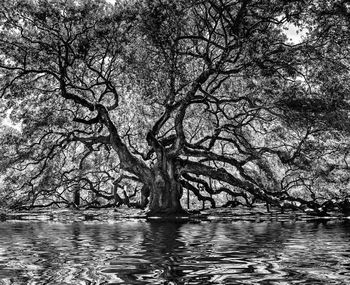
(0, 219), (349, 284)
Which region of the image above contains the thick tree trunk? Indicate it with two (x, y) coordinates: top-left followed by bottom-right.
(143, 131), (187, 216)
(146, 164), (185, 216)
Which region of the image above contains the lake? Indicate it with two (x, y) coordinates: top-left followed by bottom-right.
(0, 219), (349, 284)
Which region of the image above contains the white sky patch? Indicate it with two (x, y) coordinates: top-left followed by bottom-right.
(284, 23), (307, 44)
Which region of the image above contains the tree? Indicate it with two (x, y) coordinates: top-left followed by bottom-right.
(1, 0), (349, 215)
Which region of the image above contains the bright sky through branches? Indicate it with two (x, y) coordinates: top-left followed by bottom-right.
(285, 24), (306, 44)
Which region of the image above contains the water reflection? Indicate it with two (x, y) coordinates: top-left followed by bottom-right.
(0, 220), (349, 284)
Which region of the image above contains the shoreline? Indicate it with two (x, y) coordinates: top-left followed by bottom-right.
(1, 206), (348, 223)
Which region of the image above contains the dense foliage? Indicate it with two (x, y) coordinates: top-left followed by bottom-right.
(1, 0), (350, 215)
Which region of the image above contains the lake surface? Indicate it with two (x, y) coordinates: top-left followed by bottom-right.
(0, 219), (349, 284)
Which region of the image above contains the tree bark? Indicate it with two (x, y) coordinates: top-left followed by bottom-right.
(146, 160), (185, 216)
(143, 130), (186, 215)
(73, 184), (80, 207)
(112, 183), (123, 207)
(140, 185), (150, 209)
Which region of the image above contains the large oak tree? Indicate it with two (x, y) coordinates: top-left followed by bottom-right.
(1, 0), (349, 215)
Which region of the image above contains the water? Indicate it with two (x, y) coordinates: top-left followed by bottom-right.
(0, 219), (349, 284)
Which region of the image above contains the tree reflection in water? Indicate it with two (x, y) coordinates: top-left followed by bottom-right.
(0, 220), (349, 284)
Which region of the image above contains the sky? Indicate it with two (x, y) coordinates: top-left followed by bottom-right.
(285, 24), (306, 44)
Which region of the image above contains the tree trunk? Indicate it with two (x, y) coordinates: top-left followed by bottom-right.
(113, 183), (123, 207)
(140, 185), (150, 209)
(146, 163), (185, 216)
(73, 184), (80, 207)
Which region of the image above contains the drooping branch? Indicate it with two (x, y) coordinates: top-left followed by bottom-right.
(179, 159), (280, 205)
(180, 179), (216, 208)
(183, 172), (253, 206)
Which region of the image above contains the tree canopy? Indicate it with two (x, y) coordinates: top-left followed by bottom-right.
(1, 0), (350, 215)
